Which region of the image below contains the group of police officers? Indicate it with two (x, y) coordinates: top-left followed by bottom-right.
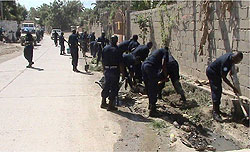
(24, 29), (243, 121)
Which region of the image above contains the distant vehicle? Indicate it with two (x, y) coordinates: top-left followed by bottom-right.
(20, 22), (37, 46)
(51, 29), (61, 40)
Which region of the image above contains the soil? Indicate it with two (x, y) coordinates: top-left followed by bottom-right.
(110, 78), (249, 151)
(0, 42), (23, 64)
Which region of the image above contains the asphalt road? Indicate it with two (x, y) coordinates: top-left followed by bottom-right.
(0, 35), (121, 151)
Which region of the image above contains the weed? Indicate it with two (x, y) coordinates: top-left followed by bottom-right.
(151, 120), (167, 129)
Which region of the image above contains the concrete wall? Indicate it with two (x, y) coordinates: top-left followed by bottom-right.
(0, 20), (18, 40)
(130, 1), (250, 98)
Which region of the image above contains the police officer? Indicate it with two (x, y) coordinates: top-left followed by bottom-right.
(97, 31), (109, 49)
(89, 32), (96, 57)
(101, 35), (125, 111)
(79, 31), (89, 57)
(97, 31), (109, 65)
(16, 28), (21, 41)
(118, 39), (132, 53)
(157, 54), (186, 102)
(131, 42), (153, 83)
(206, 52), (243, 122)
(59, 32), (65, 55)
(68, 30), (79, 72)
(53, 31), (58, 46)
(142, 47), (169, 117)
(128, 35), (140, 52)
(24, 30), (34, 68)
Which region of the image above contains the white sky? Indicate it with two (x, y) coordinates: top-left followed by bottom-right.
(16, 0), (96, 10)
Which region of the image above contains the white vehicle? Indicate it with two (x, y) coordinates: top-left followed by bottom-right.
(51, 29), (62, 40)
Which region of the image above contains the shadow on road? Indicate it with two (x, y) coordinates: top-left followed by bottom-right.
(75, 70), (94, 75)
(28, 67), (44, 71)
(113, 110), (151, 123)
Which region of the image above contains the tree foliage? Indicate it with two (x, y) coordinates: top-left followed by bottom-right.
(1, 1), (28, 23)
(28, 0), (84, 31)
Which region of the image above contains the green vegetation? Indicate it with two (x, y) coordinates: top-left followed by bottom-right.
(1, 1), (28, 23)
(28, 0), (83, 31)
(133, 14), (150, 44)
(151, 120), (168, 129)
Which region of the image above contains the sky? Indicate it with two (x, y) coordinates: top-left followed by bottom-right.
(17, 0), (96, 10)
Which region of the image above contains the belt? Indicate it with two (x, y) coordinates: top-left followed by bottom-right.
(104, 66), (118, 69)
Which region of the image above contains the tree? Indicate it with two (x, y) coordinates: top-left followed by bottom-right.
(1, 1), (27, 22)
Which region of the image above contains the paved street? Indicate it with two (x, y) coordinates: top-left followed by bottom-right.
(0, 35), (121, 151)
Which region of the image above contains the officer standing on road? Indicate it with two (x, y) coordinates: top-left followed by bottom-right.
(131, 42), (153, 83)
(128, 35), (140, 52)
(24, 30), (34, 68)
(206, 52), (243, 122)
(89, 32), (96, 57)
(157, 54), (186, 101)
(80, 31), (89, 57)
(59, 32), (65, 55)
(68, 30), (79, 72)
(142, 47), (169, 117)
(97, 31), (109, 65)
(53, 31), (59, 47)
(100, 35), (125, 111)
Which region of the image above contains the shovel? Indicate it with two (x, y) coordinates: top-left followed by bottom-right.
(65, 40), (89, 72)
(230, 75), (249, 123)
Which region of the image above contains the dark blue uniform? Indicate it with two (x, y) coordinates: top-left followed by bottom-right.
(89, 33), (96, 56)
(97, 36), (109, 49)
(128, 40), (140, 52)
(206, 52), (233, 104)
(24, 33), (34, 66)
(131, 45), (151, 82)
(90, 40), (101, 58)
(158, 55), (186, 100)
(89, 33), (96, 42)
(79, 33), (88, 52)
(68, 33), (79, 70)
(122, 53), (137, 89)
(53, 32), (58, 46)
(118, 40), (131, 53)
(59, 35), (65, 55)
(101, 44), (123, 101)
(123, 54), (136, 76)
(97, 36), (109, 64)
(142, 48), (169, 107)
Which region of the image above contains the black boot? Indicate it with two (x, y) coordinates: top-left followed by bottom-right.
(213, 103), (223, 122)
(181, 94), (186, 102)
(107, 99), (118, 111)
(149, 105), (160, 117)
(100, 98), (108, 109)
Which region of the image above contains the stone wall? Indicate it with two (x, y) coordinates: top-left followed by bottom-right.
(129, 1), (250, 98)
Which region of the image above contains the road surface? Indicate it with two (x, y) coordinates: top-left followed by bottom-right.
(0, 35), (121, 151)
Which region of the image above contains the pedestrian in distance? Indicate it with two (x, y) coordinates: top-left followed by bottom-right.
(68, 30), (79, 72)
(53, 31), (58, 47)
(79, 31), (89, 57)
(206, 52), (243, 122)
(141, 47), (169, 117)
(59, 32), (66, 55)
(23, 29), (34, 68)
(100, 35), (125, 111)
(97, 31), (109, 65)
